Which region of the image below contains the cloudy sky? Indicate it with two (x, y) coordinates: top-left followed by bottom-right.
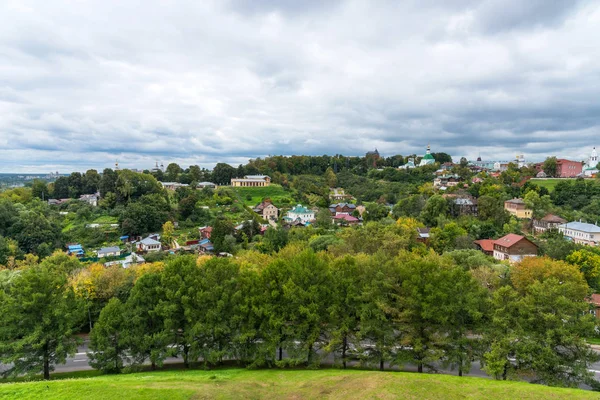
(1, 0), (600, 173)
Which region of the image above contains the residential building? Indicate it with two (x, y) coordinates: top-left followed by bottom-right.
(48, 198), (70, 206)
(474, 239), (494, 256)
(558, 221), (600, 246)
(97, 246), (121, 258)
(139, 236), (161, 252)
(160, 182), (189, 190)
(253, 200), (279, 221)
(434, 175), (462, 188)
(283, 204), (315, 224)
(330, 188), (352, 202)
(199, 226), (212, 239)
(533, 214), (567, 234)
(504, 198), (532, 219)
(587, 294), (600, 319)
(67, 244), (84, 257)
(104, 253), (145, 268)
(333, 214), (360, 225)
(492, 234), (538, 263)
(445, 195), (478, 217)
(231, 175), (271, 187)
(198, 238), (214, 254)
(197, 182), (218, 189)
(418, 145), (436, 167)
(416, 227), (430, 243)
(79, 193), (99, 207)
(328, 203), (356, 216)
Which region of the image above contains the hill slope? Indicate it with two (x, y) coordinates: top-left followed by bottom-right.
(0, 368), (596, 400)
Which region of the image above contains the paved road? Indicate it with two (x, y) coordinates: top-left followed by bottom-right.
(4, 340), (600, 389)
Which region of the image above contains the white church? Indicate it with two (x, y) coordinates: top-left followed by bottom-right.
(583, 147), (599, 177)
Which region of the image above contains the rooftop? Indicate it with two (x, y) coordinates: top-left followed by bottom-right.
(558, 221), (600, 233)
(493, 233), (536, 249)
(474, 239), (495, 252)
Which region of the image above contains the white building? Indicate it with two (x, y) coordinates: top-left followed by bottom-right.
(418, 145), (435, 167)
(283, 204), (315, 224)
(558, 221), (600, 246)
(160, 182), (189, 190)
(583, 147), (599, 177)
(139, 236), (162, 252)
(97, 246), (121, 258)
(79, 193), (99, 207)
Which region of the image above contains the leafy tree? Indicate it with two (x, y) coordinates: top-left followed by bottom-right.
(82, 169), (101, 194)
(189, 258), (240, 366)
(314, 208), (332, 228)
(429, 222), (469, 253)
(477, 195), (509, 227)
(0, 236), (20, 266)
(9, 210), (61, 256)
(125, 272), (169, 370)
(420, 195), (448, 226)
(161, 221), (175, 247)
(523, 191), (552, 220)
(0, 199), (17, 236)
(212, 163), (237, 185)
(89, 298), (128, 373)
(99, 168), (118, 198)
(364, 203), (389, 222)
(543, 157), (558, 178)
(159, 256), (199, 367)
(211, 216), (235, 254)
(259, 227), (288, 253)
(52, 176), (70, 199)
(566, 249), (600, 290)
(0, 265), (81, 379)
(393, 195), (426, 219)
(324, 167), (337, 188)
(165, 163), (183, 182)
(31, 179), (50, 200)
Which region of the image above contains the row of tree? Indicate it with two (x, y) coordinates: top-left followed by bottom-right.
(1, 249), (598, 388)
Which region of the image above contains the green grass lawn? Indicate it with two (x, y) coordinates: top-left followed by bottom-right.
(232, 184), (294, 207)
(529, 178), (574, 192)
(0, 368), (596, 400)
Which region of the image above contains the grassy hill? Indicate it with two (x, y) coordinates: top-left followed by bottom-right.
(0, 368), (596, 400)
(529, 178), (570, 192)
(232, 184), (294, 207)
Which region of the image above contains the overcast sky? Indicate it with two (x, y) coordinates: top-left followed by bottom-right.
(1, 0), (600, 173)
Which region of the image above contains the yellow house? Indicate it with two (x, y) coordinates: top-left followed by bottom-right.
(504, 198), (532, 219)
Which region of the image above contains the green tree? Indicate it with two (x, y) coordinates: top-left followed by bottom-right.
(393, 195), (426, 219)
(211, 216), (235, 254)
(212, 163), (237, 185)
(477, 195), (509, 227)
(31, 179), (50, 200)
(324, 167), (337, 188)
(523, 191), (552, 220)
(566, 249), (600, 290)
(543, 157), (558, 178)
(420, 195), (448, 226)
(165, 163), (183, 182)
(99, 168), (118, 198)
(159, 256), (199, 367)
(89, 298), (128, 374)
(125, 273), (169, 370)
(161, 221), (175, 247)
(0, 265), (81, 379)
(82, 169), (101, 194)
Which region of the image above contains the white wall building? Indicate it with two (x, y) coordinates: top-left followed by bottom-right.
(558, 221), (600, 246)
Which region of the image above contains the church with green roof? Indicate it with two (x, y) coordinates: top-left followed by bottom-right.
(418, 145), (436, 167)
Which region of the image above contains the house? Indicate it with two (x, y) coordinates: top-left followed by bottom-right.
(97, 246), (121, 258)
(199, 226), (212, 239)
(104, 253), (145, 268)
(474, 239), (495, 256)
(231, 175), (271, 187)
(160, 182), (189, 190)
(139, 236), (162, 252)
(328, 203), (357, 216)
(587, 294), (600, 319)
(533, 214), (567, 234)
(79, 193), (99, 207)
(283, 204), (315, 224)
(67, 244), (84, 257)
(197, 182), (218, 189)
(445, 195), (478, 217)
(434, 175), (462, 188)
(504, 198), (532, 219)
(558, 221), (600, 246)
(198, 238), (214, 254)
(416, 227), (431, 243)
(253, 200), (279, 221)
(330, 188), (352, 202)
(48, 198), (70, 206)
(333, 214), (360, 226)
(492, 234), (538, 263)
